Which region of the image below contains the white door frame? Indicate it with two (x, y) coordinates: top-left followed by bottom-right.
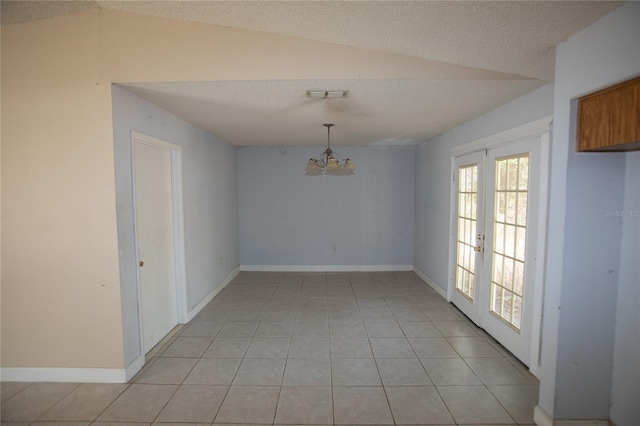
(447, 116), (551, 377)
(131, 131), (188, 357)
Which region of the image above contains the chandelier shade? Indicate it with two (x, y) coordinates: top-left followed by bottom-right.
(305, 124), (354, 176)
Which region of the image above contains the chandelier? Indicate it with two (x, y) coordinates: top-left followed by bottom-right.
(305, 124), (355, 176)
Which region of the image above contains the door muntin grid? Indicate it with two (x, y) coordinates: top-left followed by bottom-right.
(455, 164), (478, 300)
(490, 154), (529, 330)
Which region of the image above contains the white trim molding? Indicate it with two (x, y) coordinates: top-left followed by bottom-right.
(1, 367), (130, 383)
(533, 405), (612, 426)
(535, 406), (555, 426)
(450, 116), (553, 157)
(124, 355), (145, 382)
(413, 266), (448, 299)
(240, 265), (414, 272)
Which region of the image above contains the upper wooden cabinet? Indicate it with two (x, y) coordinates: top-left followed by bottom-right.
(577, 76), (640, 152)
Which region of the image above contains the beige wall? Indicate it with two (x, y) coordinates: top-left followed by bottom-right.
(1, 11), (123, 368)
(1, 8), (517, 370)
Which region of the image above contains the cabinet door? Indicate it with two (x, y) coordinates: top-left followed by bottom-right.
(577, 76), (640, 152)
(610, 82), (639, 145)
(578, 92), (610, 150)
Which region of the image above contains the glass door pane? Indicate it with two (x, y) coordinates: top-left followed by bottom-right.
(490, 154), (529, 330)
(451, 150), (485, 325)
(456, 164), (478, 300)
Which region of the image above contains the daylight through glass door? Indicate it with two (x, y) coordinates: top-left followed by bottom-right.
(490, 154), (529, 330)
(455, 165), (478, 300)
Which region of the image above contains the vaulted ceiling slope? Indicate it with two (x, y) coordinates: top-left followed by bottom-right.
(1, 1), (621, 146)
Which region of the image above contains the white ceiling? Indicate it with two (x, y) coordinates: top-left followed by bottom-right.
(2, 1), (621, 147)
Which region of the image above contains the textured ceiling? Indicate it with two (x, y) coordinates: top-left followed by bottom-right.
(2, 1), (621, 146)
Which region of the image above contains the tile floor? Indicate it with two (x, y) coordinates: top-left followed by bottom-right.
(1, 271), (539, 425)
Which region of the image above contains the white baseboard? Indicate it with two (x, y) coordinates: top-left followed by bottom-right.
(0, 268), (241, 385)
(535, 406), (554, 426)
(187, 266), (239, 322)
(534, 406), (611, 426)
(240, 264), (414, 272)
(1, 366), (129, 383)
(413, 266), (448, 299)
(124, 355), (145, 382)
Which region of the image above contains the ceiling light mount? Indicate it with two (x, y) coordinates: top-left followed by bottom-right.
(305, 123), (354, 176)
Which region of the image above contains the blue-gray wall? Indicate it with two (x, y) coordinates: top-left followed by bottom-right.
(238, 146), (415, 269)
(542, 2), (640, 422)
(112, 85), (239, 367)
(414, 84), (554, 291)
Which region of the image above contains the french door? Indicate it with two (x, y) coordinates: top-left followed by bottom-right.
(451, 138), (542, 366)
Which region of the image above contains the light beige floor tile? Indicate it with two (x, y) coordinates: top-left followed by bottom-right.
(333, 387), (394, 424)
(134, 358), (197, 384)
(398, 321), (442, 338)
(274, 386), (333, 424)
(423, 307), (464, 321)
(329, 309), (363, 321)
(376, 358), (431, 386)
(155, 385), (227, 423)
(385, 386), (454, 424)
(357, 299), (389, 310)
(245, 337), (290, 358)
(296, 309), (329, 321)
(390, 308), (429, 322)
(432, 320), (479, 337)
(436, 385), (515, 424)
(283, 358), (331, 386)
(288, 337), (330, 358)
(1, 382), (79, 421)
(420, 358), (482, 385)
(369, 338), (416, 359)
(447, 336), (502, 358)
(292, 321), (330, 337)
(359, 309), (396, 322)
(364, 321), (404, 337)
(331, 359), (381, 386)
(229, 309), (265, 322)
(27, 422), (90, 425)
(181, 319), (225, 337)
(96, 384), (177, 423)
(465, 358), (530, 385)
(1, 382), (31, 403)
(203, 337), (252, 358)
(161, 336), (214, 358)
(488, 384), (539, 424)
(331, 338), (374, 358)
(255, 321), (294, 337)
(233, 358), (286, 385)
(409, 337), (459, 358)
(185, 358), (242, 385)
(263, 311), (298, 322)
(215, 385), (280, 424)
(153, 423), (208, 426)
(39, 383), (127, 421)
(93, 422), (150, 426)
(330, 321), (368, 337)
(218, 321), (259, 337)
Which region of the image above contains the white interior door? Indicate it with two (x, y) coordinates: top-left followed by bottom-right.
(450, 137), (542, 366)
(133, 141), (178, 354)
(451, 151), (486, 324)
